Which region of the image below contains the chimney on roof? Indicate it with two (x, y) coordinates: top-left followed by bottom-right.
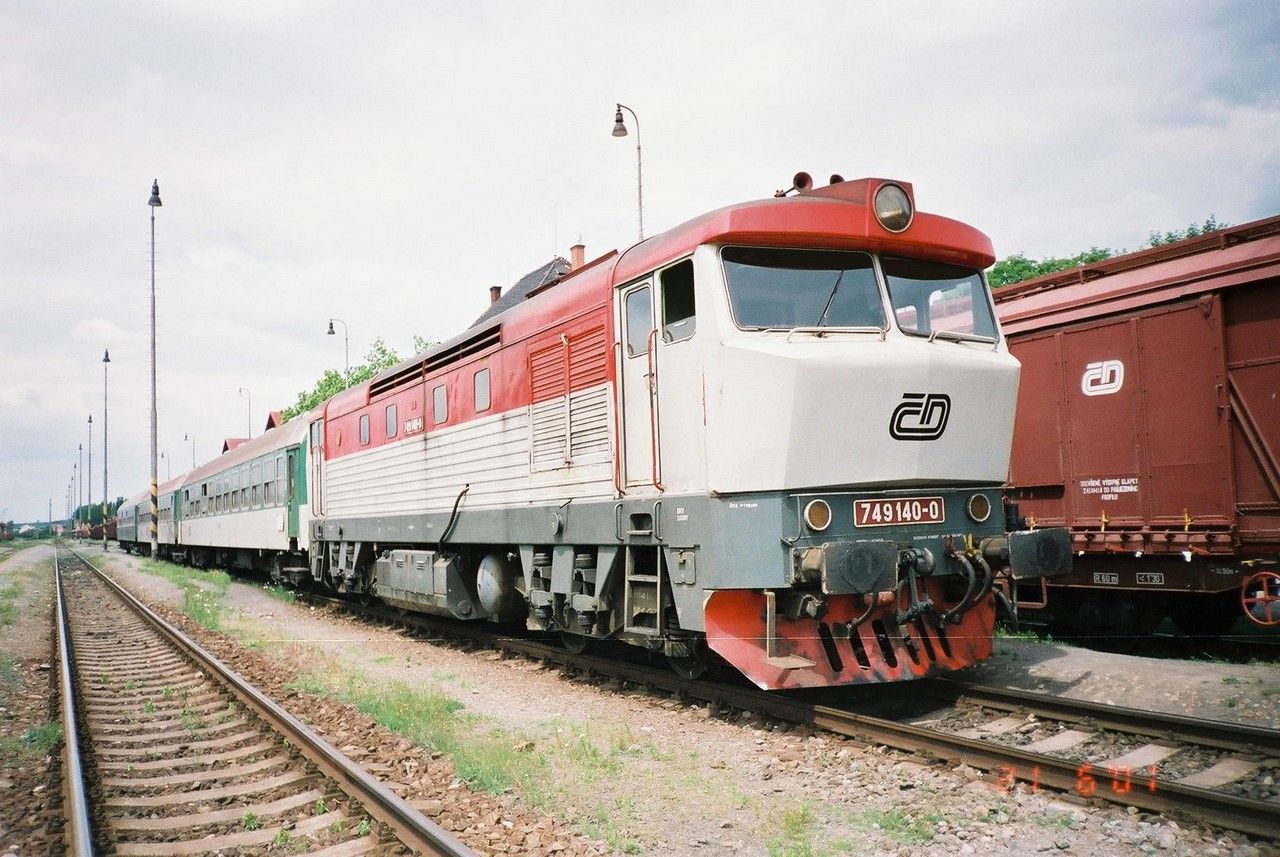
(489, 285), (502, 305)
(570, 241), (585, 271)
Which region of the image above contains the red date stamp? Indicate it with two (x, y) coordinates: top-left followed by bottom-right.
(994, 763), (1159, 798)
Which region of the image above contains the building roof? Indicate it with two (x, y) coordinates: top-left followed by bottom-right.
(472, 256), (571, 326)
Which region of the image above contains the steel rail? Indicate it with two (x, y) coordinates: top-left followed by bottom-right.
(63, 548), (474, 857)
(928, 677), (1280, 755)
(53, 546), (94, 856)
(311, 593), (1280, 840)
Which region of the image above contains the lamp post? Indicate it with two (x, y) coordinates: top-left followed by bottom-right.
(102, 348), (110, 550)
(611, 103), (644, 240)
(238, 388), (252, 439)
(183, 433), (196, 468)
(86, 413), (92, 534)
(74, 455), (80, 524)
(327, 318), (349, 380)
(148, 179), (162, 558)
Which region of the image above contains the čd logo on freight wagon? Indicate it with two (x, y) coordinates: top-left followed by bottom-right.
(1080, 359), (1125, 396)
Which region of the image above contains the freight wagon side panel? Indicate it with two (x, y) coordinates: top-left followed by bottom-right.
(1009, 298), (1236, 549)
(1060, 317), (1144, 527)
(1223, 281), (1280, 553)
(1133, 298), (1233, 531)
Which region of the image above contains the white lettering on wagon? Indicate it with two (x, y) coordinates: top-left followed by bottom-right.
(1080, 476), (1139, 501)
(728, 502), (759, 510)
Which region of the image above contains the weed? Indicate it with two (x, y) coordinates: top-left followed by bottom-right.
(142, 701), (156, 714)
(22, 721), (62, 755)
(126, 763), (135, 773)
(314, 797), (328, 814)
(1225, 697), (1238, 708)
(765, 804), (817, 857)
(357, 819), (371, 836)
(263, 584), (296, 604)
(99, 673), (111, 685)
(162, 686), (174, 699)
(1223, 676), (1241, 686)
(0, 653), (19, 689)
(857, 807), (944, 845)
(330, 820), (345, 834)
(124, 679), (138, 691)
(272, 828), (290, 846)
(371, 655), (395, 665)
(243, 811), (260, 831)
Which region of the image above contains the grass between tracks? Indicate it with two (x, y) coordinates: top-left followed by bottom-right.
(127, 558), (231, 631)
(284, 661), (738, 853)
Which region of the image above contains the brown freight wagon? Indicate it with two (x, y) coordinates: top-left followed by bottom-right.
(993, 216), (1280, 643)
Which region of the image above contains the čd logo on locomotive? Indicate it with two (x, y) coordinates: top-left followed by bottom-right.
(889, 392), (951, 440)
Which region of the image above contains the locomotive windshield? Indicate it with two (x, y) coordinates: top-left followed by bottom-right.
(722, 247), (885, 330)
(882, 257), (997, 340)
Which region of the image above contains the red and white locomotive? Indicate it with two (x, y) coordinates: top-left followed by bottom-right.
(292, 174), (1068, 689)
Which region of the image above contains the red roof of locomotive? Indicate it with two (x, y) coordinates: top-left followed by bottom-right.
(993, 214), (1280, 336)
(338, 177), (996, 418)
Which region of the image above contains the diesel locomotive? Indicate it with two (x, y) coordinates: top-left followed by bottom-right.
(117, 174), (1069, 689)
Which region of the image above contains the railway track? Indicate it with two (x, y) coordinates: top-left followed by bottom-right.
(297, 590), (1280, 840)
(53, 546), (473, 856)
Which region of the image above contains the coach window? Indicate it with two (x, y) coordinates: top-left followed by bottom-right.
(359, 414), (370, 446)
(386, 404), (398, 439)
(433, 384), (448, 424)
(625, 285), (653, 357)
(661, 260), (696, 342)
(474, 368), (490, 413)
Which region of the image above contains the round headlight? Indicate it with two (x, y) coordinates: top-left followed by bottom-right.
(967, 493), (992, 523)
(803, 499), (832, 532)
(874, 183), (913, 232)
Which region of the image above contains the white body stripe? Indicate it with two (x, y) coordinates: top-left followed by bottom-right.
(182, 507), (291, 550)
(325, 382), (614, 518)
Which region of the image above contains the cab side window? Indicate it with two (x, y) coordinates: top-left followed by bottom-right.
(625, 285), (653, 357)
(661, 260), (696, 342)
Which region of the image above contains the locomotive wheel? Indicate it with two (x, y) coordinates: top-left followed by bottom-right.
(668, 638), (712, 681)
(560, 631), (590, 655)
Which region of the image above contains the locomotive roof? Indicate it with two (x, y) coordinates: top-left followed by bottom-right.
(993, 214), (1280, 336)
(334, 177), (995, 416)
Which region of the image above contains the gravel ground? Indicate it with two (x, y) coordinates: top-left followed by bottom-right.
(0, 543), (64, 856)
(78, 543), (1279, 857)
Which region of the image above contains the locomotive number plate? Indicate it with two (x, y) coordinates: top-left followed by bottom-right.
(854, 496), (944, 527)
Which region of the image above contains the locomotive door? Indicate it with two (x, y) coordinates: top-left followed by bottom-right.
(617, 280), (660, 489)
(308, 419), (325, 515)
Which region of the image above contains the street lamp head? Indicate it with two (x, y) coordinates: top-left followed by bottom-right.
(103, 349), (111, 364)
(88, 414), (93, 425)
(612, 107), (628, 137)
(327, 320), (335, 335)
(148, 180), (162, 207)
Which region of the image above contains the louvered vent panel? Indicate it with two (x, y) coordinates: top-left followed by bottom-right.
(568, 387), (612, 462)
(568, 326), (609, 388)
(530, 342), (566, 402)
(530, 398), (567, 471)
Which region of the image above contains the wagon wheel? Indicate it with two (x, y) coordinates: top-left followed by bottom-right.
(1241, 571), (1280, 628)
(560, 631), (590, 655)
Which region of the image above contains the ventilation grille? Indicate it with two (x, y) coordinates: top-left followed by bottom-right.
(369, 325), (501, 399)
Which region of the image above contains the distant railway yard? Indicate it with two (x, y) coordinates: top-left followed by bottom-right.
(2, 540), (1277, 856)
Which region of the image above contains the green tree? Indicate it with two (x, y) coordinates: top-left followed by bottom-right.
(282, 336), (438, 422)
(988, 216), (1226, 288)
(1147, 215), (1223, 247)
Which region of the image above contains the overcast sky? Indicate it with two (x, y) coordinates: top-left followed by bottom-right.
(2, 1), (1278, 522)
